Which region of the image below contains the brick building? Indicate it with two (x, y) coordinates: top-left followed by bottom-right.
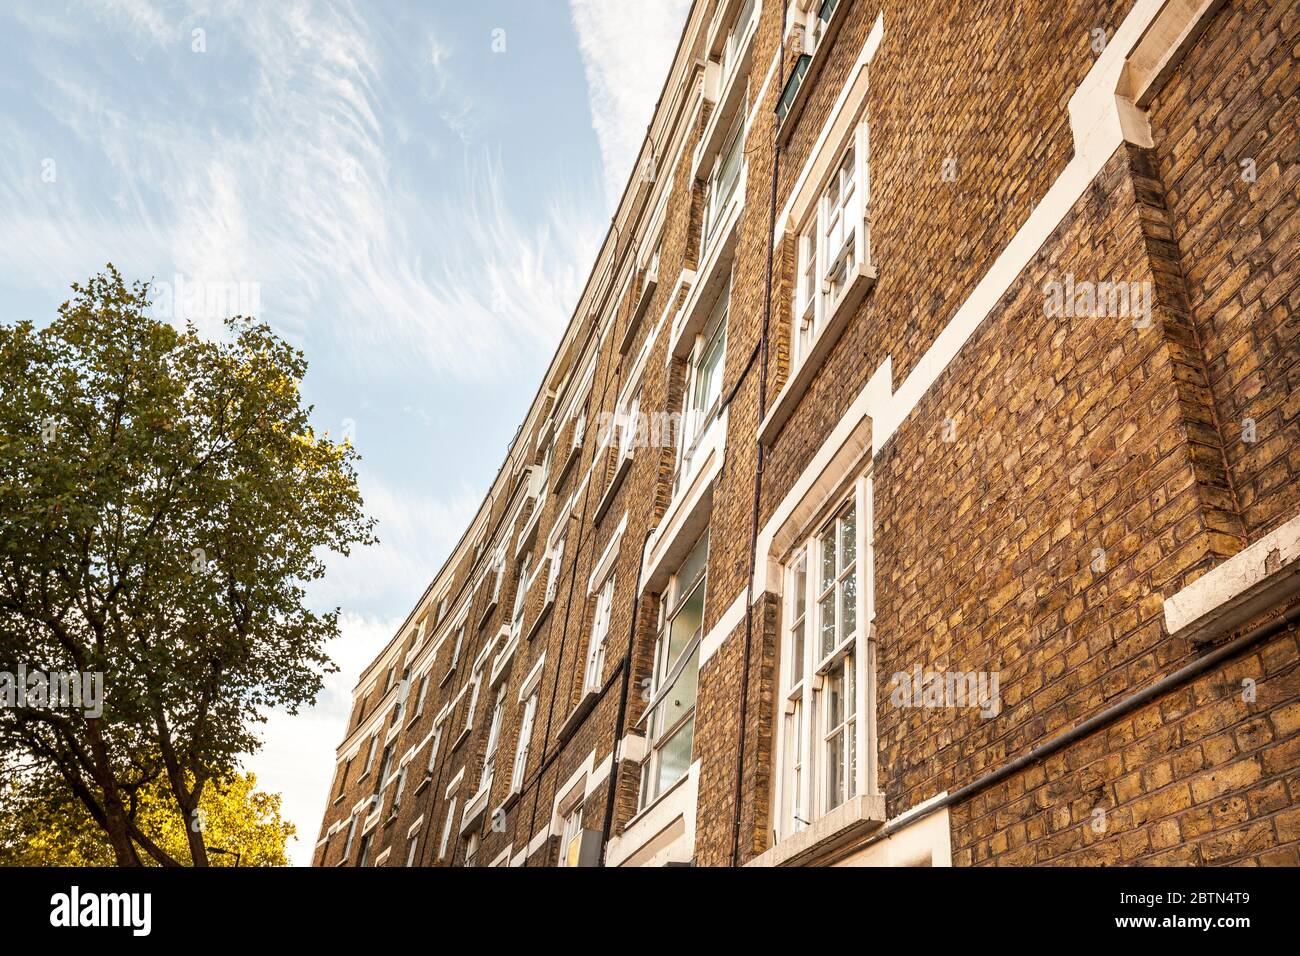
(315, 0), (1299, 868)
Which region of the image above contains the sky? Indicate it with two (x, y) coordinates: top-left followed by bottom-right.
(0, 0), (690, 865)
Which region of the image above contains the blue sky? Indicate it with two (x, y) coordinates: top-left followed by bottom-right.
(0, 0), (689, 864)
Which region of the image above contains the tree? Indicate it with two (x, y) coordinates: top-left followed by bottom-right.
(0, 762), (296, 866)
(0, 266), (374, 865)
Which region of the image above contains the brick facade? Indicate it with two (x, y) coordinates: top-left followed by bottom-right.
(315, 0), (1299, 868)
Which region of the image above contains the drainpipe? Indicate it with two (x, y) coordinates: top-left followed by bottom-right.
(836, 601), (1300, 864)
(730, 4), (787, 868)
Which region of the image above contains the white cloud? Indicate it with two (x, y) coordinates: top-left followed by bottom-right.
(2, 0), (603, 378)
(246, 612), (400, 866)
(568, 0), (691, 208)
(316, 472), (481, 615)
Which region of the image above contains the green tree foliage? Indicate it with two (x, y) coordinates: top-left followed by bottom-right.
(0, 266), (375, 864)
(0, 763), (296, 866)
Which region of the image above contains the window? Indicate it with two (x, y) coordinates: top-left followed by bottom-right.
(559, 805), (584, 868)
(449, 623), (465, 670)
(804, 0), (839, 54)
(334, 759), (350, 798)
(465, 833), (479, 867)
(537, 444), (553, 507)
(510, 693), (537, 793)
(356, 832), (373, 867)
(490, 549), (505, 605)
(464, 667), (483, 733)
(479, 684), (507, 792)
(677, 287), (728, 492)
(392, 668), (411, 725)
(362, 734), (378, 776)
(426, 718), (444, 776)
(640, 532), (708, 808)
(374, 743), (394, 794)
(792, 121), (868, 368)
(585, 574), (615, 693)
(391, 765), (408, 813)
(404, 837), (419, 867)
(511, 550), (533, 635)
(438, 799), (457, 861)
(413, 673), (430, 719)
(620, 386), (643, 457)
(436, 597), (448, 624)
(342, 814), (358, 861)
(703, 115), (744, 244)
(544, 537), (566, 606)
(774, 474), (870, 841)
(719, 0), (756, 87)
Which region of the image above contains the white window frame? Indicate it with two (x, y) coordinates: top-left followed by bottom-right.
(438, 798), (458, 861)
(801, 0), (839, 55)
(448, 622), (466, 670)
(773, 472), (872, 842)
(361, 733), (378, 776)
(584, 573), (616, 694)
(510, 693), (537, 794)
(676, 284), (729, 493)
(413, 672), (430, 719)
(479, 683), (507, 793)
(391, 764), (408, 813)
(511, 549), (533, 636)
(719, 0), (758, 89)
(425, 715), (445, 776)
(404, 836), (419, 867)
(639, 531), (708, 809)
(464, 666), (483, 733)
(703, 113), (745, 246)
(791, 119), (868, 370)
(558, 804), (584, 868)
(342, 814), (358, 861)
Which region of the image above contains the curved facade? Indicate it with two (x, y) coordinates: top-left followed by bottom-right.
(316, 0), (1300, 868)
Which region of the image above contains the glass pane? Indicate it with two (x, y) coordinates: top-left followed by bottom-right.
(841, 570), (857, 641)
(848, 720), (858, 801)
(791, 619), (805, 685)
(840, 507), (856, 570)
(667, 584), (704, 670)
(792, 551), (807, 620)
(669, 646), (700, 721)
(819, 591), (836, 659)
(826, 730), (844, 811)
(656, 714), (695, 795)
(827, 667), (844, 728)
(675, 533), (709, 605)
(820, 527), (836, 587)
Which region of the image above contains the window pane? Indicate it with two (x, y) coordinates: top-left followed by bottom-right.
(841, 569), (857, 640)
(791, 618), (805, 685)
(819, 591), (836, 659)
(839, 506), (856, 570)
(656, 713), (695, 795)
(819, 527), (836, 587)
(827, 668), (844, 728)
(674, 533), (709, 606)
(667, 583), (704, 669)
(792, 551), (807, 620)
(848, 720), (858, 801)
(826, 729), (845, 811)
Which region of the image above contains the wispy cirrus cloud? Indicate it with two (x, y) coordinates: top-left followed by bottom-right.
(568, 0), (691, 208)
